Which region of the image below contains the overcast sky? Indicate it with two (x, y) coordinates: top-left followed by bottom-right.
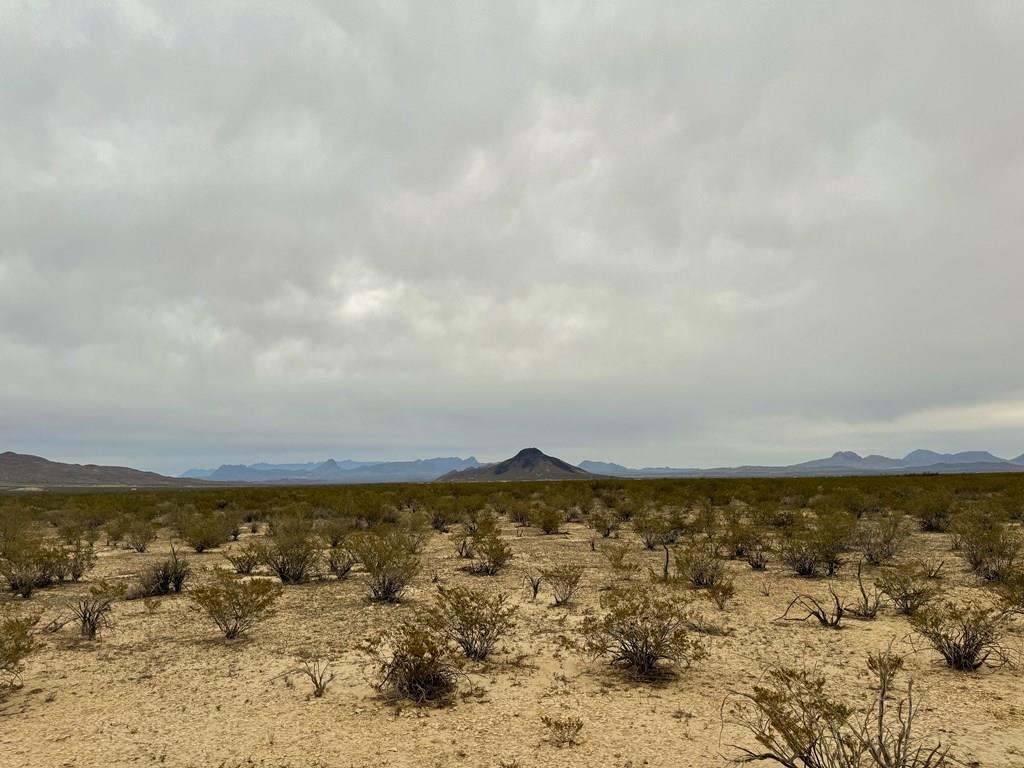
(2, 2), (1023, 475)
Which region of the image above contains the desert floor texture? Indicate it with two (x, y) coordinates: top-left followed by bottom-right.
(3, 521), (1022, 768)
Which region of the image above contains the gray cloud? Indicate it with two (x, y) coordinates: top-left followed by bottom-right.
(2, 1), (1023, 474)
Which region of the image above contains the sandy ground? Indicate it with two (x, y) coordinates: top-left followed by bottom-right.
(3, 521), (1023, 768)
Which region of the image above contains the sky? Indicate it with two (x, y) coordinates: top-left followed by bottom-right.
(2, 2), (1024, 476)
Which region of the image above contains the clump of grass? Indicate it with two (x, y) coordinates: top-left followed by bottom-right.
(540, 714), (584, 747)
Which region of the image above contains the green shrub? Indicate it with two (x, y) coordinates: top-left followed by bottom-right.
(876, 565), (937, 615)
(542, 564), (584, 606)
(134, 546), (190, 597)
(854, 512), (912, 566)
(429, 585), (517, 660)
(190, 572), (282, 639)
(362, 623), (459, 704)
(581, 585), (708, 678)
(349, 531), (420, 602)
(910, 601), (1010, 671)
(180, 512), (236, 553)
(1, 612), (37, 691)
(952, 508), (1020, 581)
(673, 544), (725, 588)
(124, 519), (157, 553)
(327, 546), (356, 579)
(224, 541), (263, 575)
(259, 523), (322, 584)
(470, 531), (513, 575)
(530, 505), (564, 535)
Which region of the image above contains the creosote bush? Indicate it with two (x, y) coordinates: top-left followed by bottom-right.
(134, 546), (190, 597)
(854, 512), (912, 566)
(469, 531), (513, 575)
(362, 622), (460, 704)
(876, 565), (937, 615)
(581, 585), (708, 679)
(726, 651), (953, 768)
(190, 572), (282, 640)
(349, 531), (420, 602)
(429, 585), (517, 660)
(224, 541), (263, 575)
(673, 544), (725, 588)
(543, 564), (584, 606)
(1, 612), (38, 692)
(259, 521), (322, 584)
(910, 601), (1010, 671)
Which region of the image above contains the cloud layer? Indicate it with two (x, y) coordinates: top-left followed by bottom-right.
(2, 2), (1023, 473)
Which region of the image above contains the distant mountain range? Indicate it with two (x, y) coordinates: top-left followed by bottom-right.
(578, 449), (1024, 478)
(0, 451), (202, 489)
(439, 447), (595, 482)
(4, 447), (1024, 489)
(182, 456), (480, 484)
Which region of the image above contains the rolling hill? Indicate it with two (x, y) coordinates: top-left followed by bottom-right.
(0, 452), (203, 488)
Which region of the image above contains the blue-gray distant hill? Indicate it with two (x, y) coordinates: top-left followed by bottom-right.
(579, 449), (1024, 478)
(182, 457), (480, 484)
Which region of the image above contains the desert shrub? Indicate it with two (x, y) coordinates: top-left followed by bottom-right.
(908, 492), (954, 533)
(66, 544), (96, 583)
(707, 577), (736, 610)
(524, 568), (543, 601)
(259, 518), (322, 583)
(581, 585), (708, 678)
(104, 516), (129, 547)
(135, 546), (190, 597)
(328, 546), (356, 579)
(746, 543), (769, 571)
(779, 533), (822, 578)
(362, 622), (459, 704)
(780, 583), (845, 628)
(530, 505), (564, 535)
(910, 601), (1010, 671)
(0, 539), (52, 597)
(589, 508), (619, 538)
(470, 531), (513, 575)
(727, 655), (953, 768)
(69, 581), (123, 640)
(543, 564), (584, 606)
(876, 565), (937, 615)
(296, 655), (335, 698)
(318, 516), (355, 549)
(780, 513), (855, 578)
(673, 544), (725, 588)
(991, 568), (1024, 616)
(848, 561), (883, 620)
(1, 612), (37, 691)
(224, 541), (263, 575)
(429, 585), (517, 660)
(180, 512), (236, 553)
(540, 714), (584, 747)
(349, 531), (420, 602)
(952, 508), (1020, 581)
(632, 508), (674, 549)
(603, 541), (638, 578)
(124, 519), (157, 553)
(854, 512), (913, 566)
(190, 572), (282, 639)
